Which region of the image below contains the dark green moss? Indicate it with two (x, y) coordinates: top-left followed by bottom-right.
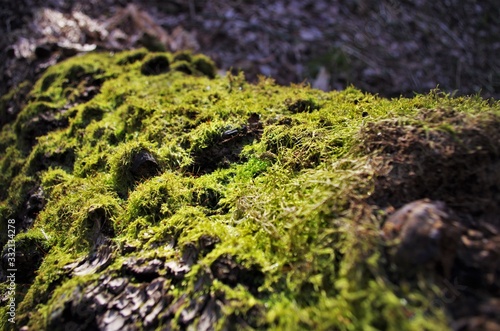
(141, 54), (170, 75)
(41, 73), (59, 92)
(116, 49), (148, 65)
(193, 54), (217, 78)
(172, 60), (194, 75)
(0, 81), (32, 129)
(71, 104), (105, 129)
(173, 51), (193, 63)
(1, 229), (51, 283)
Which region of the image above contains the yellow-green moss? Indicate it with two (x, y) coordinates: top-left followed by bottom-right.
(0, 49), (498, 330)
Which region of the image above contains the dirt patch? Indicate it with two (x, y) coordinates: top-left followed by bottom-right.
(363, 109), (500, 217)
(362, 108), (500, 330)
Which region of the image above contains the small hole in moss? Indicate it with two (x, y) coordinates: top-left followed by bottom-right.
(141, 55), (170, 76)
(285, 98), (320, 114)
(130, 150), (160, 180)
(172, 61), (193, 75)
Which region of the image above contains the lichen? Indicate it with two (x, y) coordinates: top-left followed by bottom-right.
(0, 49), (499, 331)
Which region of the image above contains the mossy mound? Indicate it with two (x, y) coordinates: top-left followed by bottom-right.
(0, 49), (499, 330)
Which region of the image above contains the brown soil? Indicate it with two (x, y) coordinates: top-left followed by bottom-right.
(362, 108), (500, 330)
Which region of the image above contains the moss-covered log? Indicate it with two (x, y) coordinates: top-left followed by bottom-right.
(0, 49), (499, 330)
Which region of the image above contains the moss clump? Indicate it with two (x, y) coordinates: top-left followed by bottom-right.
(173, 50), (193, 63)
(116, 49), (148, 66)
(170, 51), (217, 78)
(1, 229), (51, 280)
(172, 60), (194, 75)
(193, 54), (217, 78)
(0, 49), (499, 331)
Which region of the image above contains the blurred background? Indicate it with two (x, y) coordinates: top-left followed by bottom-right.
(1, 0), (499, 99)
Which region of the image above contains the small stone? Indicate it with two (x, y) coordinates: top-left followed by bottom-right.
(461, 235), (482, 249)
(84, 281), (102, 296)
(122, 258), (164, 282)
(122, 243), (137, 253)
(119, 302), (134, 318)
(73, 245), (113, 276)
(180, 295), (208, 325)
(467, 229), (484, 240)
(124, 284), (141, 299)
(144, 258), (164, 271)
(99, 274), (112, 285)
(139, 296), (157, 318)
(103, 309), (120, 325)
(382, 199), (461, 278)
(129, 287), (146, 310)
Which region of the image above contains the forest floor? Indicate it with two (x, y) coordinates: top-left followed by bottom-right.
(1, 0), (499, 99)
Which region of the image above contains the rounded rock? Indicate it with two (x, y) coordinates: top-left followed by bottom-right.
(382, 199), (461, 277)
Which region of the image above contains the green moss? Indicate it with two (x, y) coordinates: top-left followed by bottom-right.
(170, 52), (217, 79)
(118, 172), (191, 229)
(108, 140), (160, 196)
(36, 173), (121, 251)
(0, 146), (24, 199)
(0, 50), (498, 330)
